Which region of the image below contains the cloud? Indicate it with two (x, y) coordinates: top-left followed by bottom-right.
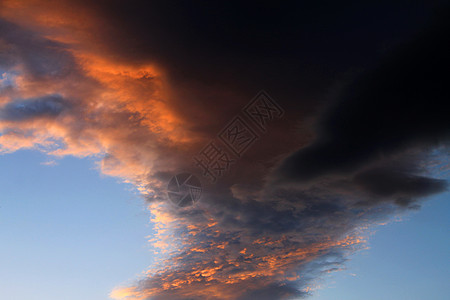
(0, 94), (69, 121)
(276, 9), (450, 185)
(0, 7), (190, 189)
(0, 18), (76, 79)
(0, 1), (449, 300)
(353, 167), (447, 206)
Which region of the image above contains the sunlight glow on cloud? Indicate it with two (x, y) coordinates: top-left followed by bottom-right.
(1, 1), (448, 299)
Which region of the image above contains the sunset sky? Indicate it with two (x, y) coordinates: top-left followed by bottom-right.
(0, 1), (449, 300)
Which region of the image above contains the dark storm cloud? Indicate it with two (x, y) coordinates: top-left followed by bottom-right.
(276, 8), (450, 191)
(99, 0), (450, 202)
(101, 2), (450, 299)
(82, 0), (447, 136)
(2, 1), (449, 299)
(353, 167), (447, 204)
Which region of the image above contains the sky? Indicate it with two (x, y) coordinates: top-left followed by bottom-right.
(0, 1), (449, 300)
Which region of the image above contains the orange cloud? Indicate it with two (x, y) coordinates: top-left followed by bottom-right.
(0, 0), (199, 196)
(1, 2), (421, 300)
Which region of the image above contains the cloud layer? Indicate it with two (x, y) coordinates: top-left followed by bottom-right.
(1, 1), (449, 299)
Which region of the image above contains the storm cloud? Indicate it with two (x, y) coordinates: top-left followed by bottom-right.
(0, 1), (449, 299)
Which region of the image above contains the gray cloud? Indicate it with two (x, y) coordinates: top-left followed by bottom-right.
(0, 94), (69, 121)
(353, 167), (448, 206)
(276, 10), (450, 187)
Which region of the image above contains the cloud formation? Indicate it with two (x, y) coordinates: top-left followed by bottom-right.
(1, 1), (449, 299)
(277, 10), (450, 184)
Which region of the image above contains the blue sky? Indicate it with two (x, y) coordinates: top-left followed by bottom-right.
(0, 151), (153, 300)
(1, 150), (448, 299)
(312, 193), (450, 300)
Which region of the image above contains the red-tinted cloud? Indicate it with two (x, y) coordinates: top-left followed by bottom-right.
(1, 1), (448, 299)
